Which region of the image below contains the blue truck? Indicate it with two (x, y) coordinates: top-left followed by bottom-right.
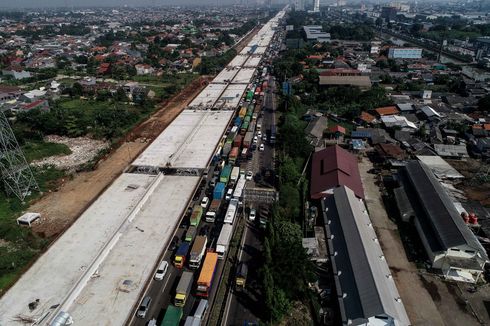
(213, 182), (225, 200)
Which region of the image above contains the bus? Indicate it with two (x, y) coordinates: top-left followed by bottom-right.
(196, 252), (219, 297)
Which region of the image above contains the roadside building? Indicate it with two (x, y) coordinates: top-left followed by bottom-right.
(394, 161), (488, 283)
(433, 144), (469, 159)
(319, 69), (371, 90)
(381, 6), (398, 22)
(310, 145), (364, 199)
(388, 48), (422, 59)
(304, 116), (327, 146)
(303, 25), (331, 43)
(322, 186), (410, 326)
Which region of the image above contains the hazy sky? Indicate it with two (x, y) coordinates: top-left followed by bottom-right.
(0, 0), (250, 9)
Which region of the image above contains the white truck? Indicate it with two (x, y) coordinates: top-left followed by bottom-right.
(216, 223), (234, 259)
(233, 176), (246, 202)
(189, 236), (208, 269)
(230, 166), (240, 186)
(224, 198), (238, 224)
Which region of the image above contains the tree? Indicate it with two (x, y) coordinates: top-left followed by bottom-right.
(72, 82), (83, 97)
(478, 95), (490, 112)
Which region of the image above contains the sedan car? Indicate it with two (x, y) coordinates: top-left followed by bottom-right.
(246, 171), (253, 180)
(154, 261), (169, 281)
(259, 144), (265, 151)
(249, 208), (256, 221)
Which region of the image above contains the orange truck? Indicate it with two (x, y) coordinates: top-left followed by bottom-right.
(196, 251), (219, 297)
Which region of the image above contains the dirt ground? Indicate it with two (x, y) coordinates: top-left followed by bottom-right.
(358, 157), (446, 326)
(30, 76), (208, 238)
(447, 158), (490, 206)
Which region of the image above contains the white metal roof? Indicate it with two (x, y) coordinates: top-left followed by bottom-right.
(214, 84), (248, 109)
(0, 173), (155, 325)
(416, 155), (464, 179)
(232, 68), (256, 84)
(132, 110), (233, 169)
(67, 175), (199, 325)
(188, 83), (227, 108)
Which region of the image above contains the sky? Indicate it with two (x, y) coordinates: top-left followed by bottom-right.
(0, 0), (256, 8)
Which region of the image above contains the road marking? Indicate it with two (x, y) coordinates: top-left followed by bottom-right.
(161, 271), (172, 294)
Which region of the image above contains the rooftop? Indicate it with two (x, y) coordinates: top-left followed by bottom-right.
(310, 145), (364, 199)
(323, 186), (410, 326)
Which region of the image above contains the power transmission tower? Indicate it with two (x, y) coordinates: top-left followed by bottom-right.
(0, 111), (39, 202)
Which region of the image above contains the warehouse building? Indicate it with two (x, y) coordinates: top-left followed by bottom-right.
(394, 161), (488, 283)
(322, 186), (410, 326)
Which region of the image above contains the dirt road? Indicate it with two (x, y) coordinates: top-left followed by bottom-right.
(31, 77), (209, 238)
(358, 157), (445, 326)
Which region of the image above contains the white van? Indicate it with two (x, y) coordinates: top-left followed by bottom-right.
(225, 188), (233, 201)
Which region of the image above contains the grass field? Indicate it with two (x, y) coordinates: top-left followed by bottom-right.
(0, 166), (65, 293)
(22, 141), (72, 162)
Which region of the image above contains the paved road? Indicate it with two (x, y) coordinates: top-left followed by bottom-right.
(223, 74), (279, 326)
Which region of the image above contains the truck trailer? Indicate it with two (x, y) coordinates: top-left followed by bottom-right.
(213, 182), (225, 200)
(190, 205), (203, 226)
(216, 223), (234, 259)
(174, 242), (190, 269)
(189, 236), (208, 269)
(205, 199), (221, 222)
(175, 271), (194, 307)
(220, 165), (232, 184)
(161, 305), (183, 326)
(224, 198), (238, 224)
(230, 167), (240, 186)
(196, 252), (219, 297)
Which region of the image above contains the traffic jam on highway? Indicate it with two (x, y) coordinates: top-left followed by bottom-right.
(132, 37), (283, 326)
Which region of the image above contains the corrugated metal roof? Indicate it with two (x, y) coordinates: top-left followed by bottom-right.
(404, 161), (486, 256)
(323, 186), (410, 325)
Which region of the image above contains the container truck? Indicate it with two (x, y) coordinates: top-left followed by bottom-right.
(233, 135), (242, 148)
(175, 271), (194, 307)
(256, 118), (263, 131)
(224, 198), (238, 224)
(216, 223), (234, 259)
(240, 121), (249, 135)
(234, 116), (242, 127)
(161, 305), (183, 326)
(174, 242), (190, 269)
(213, 182), (225, 200)
(248, 121), (256, 134)
(222, 139), (232, 158)
(239, 106), (247, 118)
(233, 176), (246, 201)
(229, 147), (239, 165)
(189, 236), (208, 269)
(245, 90), (254, 101)
(185, 225), (197, 242)
(190, 205), (203, 226)
(220, 165), (232, 184)
(235, 262), (248, 291)
(243, 131), (253, 148)
(196, 252), (219, 297)
(183, 317), (200, 326)
(230, 167), (240, 186)
(205, 199), (221, 222)
(241, 148), (248, 160)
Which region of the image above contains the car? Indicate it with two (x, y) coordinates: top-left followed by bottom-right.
(210, 177), (217, 187)
(147, 319), (157, 326)
(225, 188), (233, 201)
(154, 260), (169, 281)
(169, 235), (179, 251)
(137, 296), (152, 318)
(259, 144), (265, 151)
(200, 225), (210, 236)
(249, 208), (256, 221)
(201, 197), (209, 208)
(257, 131), (262, 138)
(262, 134), (267, 141)
(253, 136), (258, 143)
(246, 171), (253, 180)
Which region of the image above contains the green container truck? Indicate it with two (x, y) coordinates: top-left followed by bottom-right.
(161, 305), (183, 326)
(220, 165), (232, 184)
(190, 205), (203, 226)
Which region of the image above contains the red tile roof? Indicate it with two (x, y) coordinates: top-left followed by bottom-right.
(328, 125), (346, 134)
(359, 111), (376, 123)
(310, 145), (364, 199)
(374, 106), (399, 116)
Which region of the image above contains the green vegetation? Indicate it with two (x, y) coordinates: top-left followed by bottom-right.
(0, 165), (65, 292)
(199, 49), (237, 75)
(22, 141), (72, 162)
(478, 95), (490, 112)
